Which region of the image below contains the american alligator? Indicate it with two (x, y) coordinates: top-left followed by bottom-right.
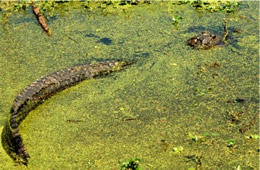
(1, 60), (133, 165)
(186, 31), (223, 49)
(187, 19), (229, 49)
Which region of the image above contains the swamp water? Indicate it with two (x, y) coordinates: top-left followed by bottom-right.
(0, 1), (259, 169)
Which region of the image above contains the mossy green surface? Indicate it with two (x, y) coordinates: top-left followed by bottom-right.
(0, 1), (259, 169)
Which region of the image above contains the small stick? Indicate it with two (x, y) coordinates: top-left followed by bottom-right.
(32, 2), (51, 36)
(222, 18), (228, 44)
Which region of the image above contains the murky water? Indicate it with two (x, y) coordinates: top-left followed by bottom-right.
(0, 2), (259, 169)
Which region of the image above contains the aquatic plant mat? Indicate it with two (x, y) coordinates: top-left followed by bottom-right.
(0, 1), (259, 169)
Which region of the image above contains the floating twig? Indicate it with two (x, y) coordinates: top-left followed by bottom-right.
(32, 2), (51, 36)
(222, 18), (229, 44)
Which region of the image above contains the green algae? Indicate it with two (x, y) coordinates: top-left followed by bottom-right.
(172, 0), (241, 13)
(0, 1), (259, 169)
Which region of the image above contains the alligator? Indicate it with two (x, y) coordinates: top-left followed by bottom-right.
(187, 19), (229, 49)
(1, 60), (133, 165)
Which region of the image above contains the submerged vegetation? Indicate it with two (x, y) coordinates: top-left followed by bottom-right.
(0, 0), (241, 16)
(121, 158), (141, 170)
(172, 0), (241, 13)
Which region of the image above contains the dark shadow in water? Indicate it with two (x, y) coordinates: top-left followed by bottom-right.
(184, 25), (224, 35)
(97, 37), (112, 45)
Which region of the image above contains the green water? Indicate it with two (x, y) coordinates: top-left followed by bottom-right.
(0, 2), (259, 169)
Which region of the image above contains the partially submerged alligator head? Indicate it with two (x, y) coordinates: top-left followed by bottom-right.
(187, 19), (229, 49)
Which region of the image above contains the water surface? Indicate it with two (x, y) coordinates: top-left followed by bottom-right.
(0, 2), (259, 169)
